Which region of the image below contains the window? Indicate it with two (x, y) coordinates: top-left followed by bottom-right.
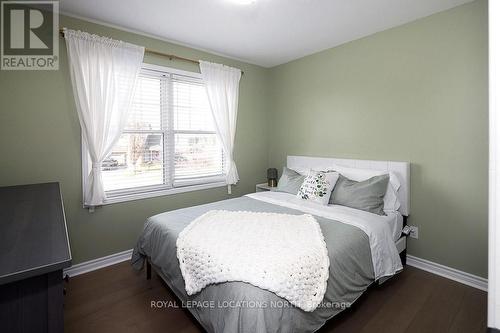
(83, 64), (226, 203)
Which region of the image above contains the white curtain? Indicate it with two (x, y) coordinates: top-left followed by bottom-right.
(199, 61), (242, 194)
(64, 28), (144, 206)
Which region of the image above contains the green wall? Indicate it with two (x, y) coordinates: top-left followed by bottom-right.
(0, 15), (271, 264)
(0, 0), (489, 278)
(268, 0), (488, 277)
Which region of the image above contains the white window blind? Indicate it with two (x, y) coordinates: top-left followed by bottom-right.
(93, 65), (225, 199)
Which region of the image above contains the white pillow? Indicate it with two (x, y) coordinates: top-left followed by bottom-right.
(297, 170), (339, 205)
(289, 167), (310, 176)
(331, 164), (401, 212)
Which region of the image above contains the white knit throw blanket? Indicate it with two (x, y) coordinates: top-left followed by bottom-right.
(176, 210), (330, 312)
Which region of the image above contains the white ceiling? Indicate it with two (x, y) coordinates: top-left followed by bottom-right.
(60, 0), (473, 67)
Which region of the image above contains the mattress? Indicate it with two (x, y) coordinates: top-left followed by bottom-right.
(314, 205), (404, 243)
(132, 193), (402, 333)
(249, 191), (404, 242)
(328, 208), (403, 242)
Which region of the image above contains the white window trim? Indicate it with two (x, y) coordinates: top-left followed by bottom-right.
(80, 63), (227, 207)
(489, 0), (500, 330)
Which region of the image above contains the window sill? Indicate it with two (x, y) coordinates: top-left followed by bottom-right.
(95, 181), (228, 207)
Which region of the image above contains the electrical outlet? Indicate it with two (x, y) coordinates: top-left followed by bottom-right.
(409, 226), (419, 239)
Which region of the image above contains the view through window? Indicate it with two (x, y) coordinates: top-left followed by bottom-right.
(99, 66), (225, 195)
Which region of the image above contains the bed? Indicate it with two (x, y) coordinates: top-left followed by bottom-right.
(131, 155), (410, 333)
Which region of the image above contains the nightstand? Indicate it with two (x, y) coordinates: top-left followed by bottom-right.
(256, 183), (278, 192)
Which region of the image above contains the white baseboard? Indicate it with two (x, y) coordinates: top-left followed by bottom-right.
(62, 250), (488, 292)
(64, 249), (133, 277)
(406, 255), (488, 291)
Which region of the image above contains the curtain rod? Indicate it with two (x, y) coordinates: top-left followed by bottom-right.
(59, 29), (244, 74)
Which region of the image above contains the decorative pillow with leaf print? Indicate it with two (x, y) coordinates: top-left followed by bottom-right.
(297, 170), (340, 205)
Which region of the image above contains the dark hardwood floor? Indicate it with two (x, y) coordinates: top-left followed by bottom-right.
(64, 262), (486, 333)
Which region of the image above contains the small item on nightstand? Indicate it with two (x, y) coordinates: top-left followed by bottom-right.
(267, 168), (278, 187)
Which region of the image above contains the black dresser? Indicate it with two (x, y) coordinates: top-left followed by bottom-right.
(0, 182), (72, 333)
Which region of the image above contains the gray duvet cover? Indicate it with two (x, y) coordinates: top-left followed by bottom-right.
(132, 196), (375, 333)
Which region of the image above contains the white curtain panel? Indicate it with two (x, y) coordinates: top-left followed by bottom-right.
(64, 28), (144, 206)
(199, 61), (242, 193)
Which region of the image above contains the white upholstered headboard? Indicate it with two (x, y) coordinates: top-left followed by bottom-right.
(287, 155), (411, 216)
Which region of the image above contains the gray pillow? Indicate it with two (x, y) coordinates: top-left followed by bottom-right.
(329, 174), (390, 215)
(276, 167), (306, 195)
